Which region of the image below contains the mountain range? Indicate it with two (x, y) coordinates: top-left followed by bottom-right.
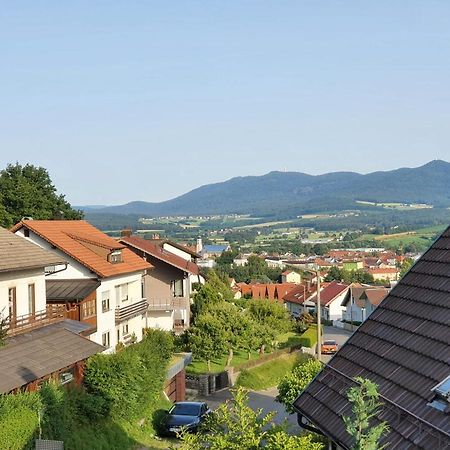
(82, 160), (450, 217)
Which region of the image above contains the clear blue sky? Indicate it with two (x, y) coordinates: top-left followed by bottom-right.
(1, 2), (450, 205)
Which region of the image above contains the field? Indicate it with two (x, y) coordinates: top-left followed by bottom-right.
(358, 225), (445, 249)
(356, 200), (433, 210)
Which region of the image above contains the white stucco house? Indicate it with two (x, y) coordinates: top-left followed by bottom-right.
(12, 220), (151, 353)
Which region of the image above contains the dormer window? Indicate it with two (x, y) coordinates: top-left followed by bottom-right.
(108, 250), (123, 264)
(429, 376), (450, 411)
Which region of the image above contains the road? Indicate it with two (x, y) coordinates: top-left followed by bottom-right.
(321, 325), (353, 363)
(195, 386), (299, 433)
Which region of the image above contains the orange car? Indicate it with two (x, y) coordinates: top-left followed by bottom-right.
(321, 340), (338, 354)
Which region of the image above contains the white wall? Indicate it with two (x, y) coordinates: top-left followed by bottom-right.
(163, 243), (191, 261)
(325, 289), (350, 321)
(0, 268), (47, 319)
(147, 310), (174, 331)
(91, 272), (145, 352)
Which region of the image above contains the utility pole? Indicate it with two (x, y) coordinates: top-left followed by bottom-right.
(316, 268), (322, 361)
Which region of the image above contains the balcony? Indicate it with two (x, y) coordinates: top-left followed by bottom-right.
(147, 297), (188, 311)
(115, 299), (148, 324)
(5, 304), (66, 337)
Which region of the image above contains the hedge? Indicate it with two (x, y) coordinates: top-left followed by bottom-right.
(0, 391), (42, 450)
(299, 327), (318, 348)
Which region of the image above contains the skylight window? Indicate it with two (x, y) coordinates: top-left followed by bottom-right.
(434, 376), (450, 400)
(429, 375), (450, 411)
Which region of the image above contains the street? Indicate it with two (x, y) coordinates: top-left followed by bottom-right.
(321, 326), (353, 363)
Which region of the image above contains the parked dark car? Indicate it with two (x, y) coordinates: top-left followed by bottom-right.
(161, 401), (211, 436)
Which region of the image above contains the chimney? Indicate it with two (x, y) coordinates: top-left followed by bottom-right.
(121, 229), (132, 238)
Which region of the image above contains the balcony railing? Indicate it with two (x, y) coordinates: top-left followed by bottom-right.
(5, 304), (66, 336)
(147, 298), (188, 311)
(115, 299), (148, 324)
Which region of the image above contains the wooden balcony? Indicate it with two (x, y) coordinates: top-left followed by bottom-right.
(115, 299), (148, 324)
(5, 304), (66, 337)
(147, 297), (188, 311)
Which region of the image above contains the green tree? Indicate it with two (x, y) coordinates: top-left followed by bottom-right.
(188, 313), (228, 371)
(399, 258), (414, 278)
(277, 359), (322, 413)
(246, 299), (294, 335)
(174, 387), (323, 450)
(0, 163), (82, 227)
(343, 377), (389, 450)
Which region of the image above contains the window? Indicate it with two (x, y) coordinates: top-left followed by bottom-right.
(81, 298), (96, 319)
(101, 291), (110, 312)
(24, 229), (30, 238)
(116, 284), (129, 302)
(102, 331), (110, 347)
(8, 287), (16, 320)
(429, 376), (450, 411)
(28, 284), (35, 315)
(171, 279), (184, 297)
(122, 323), (129, 335)
(108, 250), (123, 264)
(59, 369), (75, 385)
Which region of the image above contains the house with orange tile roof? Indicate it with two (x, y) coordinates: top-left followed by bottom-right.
(12, 220), (152, 352)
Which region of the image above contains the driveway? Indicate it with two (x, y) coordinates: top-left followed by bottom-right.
(195, 386), (298, 433)
(321, 325), (353, 363)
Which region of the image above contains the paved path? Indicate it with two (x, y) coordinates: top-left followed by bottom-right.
(195, 386), (298, 433)
(321, 325), (353, 363)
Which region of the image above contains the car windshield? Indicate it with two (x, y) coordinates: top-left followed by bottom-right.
(324, 340), (336, 345)
(170, 404), (201, 416)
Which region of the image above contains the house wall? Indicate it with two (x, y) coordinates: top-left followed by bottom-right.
(282, 272), (301, 284)
(147, 310), (174, 331)
(144, 257), (191, 328)
(163, 243), (191, 261)
(91, 272), (145, 353)
(325, 290), (350, 321)
(0, 268), (47, 319)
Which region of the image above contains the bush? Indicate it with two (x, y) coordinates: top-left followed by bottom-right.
(277, 358), (322, 413)
(0, 391), (42, 450)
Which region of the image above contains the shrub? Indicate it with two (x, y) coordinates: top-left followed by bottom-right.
(277, 358), (322, 413)
(299, 327), (318, 348)
(0, 391), (42, 450)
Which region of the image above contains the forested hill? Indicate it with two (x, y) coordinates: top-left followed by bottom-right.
(86, 160), (450, 217)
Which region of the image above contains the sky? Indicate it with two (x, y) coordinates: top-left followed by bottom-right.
(1, 1), (450, 205)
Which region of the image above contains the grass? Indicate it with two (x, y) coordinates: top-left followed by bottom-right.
(236, 353), (310, 390)
(187, 332), (304, 375)
(187, 349), (261, 375)
(67, 394), (178, 450)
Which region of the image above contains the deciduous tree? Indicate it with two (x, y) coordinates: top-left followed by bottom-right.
(0, 163), (82, 227)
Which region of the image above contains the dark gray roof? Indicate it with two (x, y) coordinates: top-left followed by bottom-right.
(46, 279), (100, 301)
(294, 226), (450, 449)
(0, 324), (104, 393)
(0, 227), (66, 273)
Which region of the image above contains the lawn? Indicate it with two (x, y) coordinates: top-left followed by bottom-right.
(187, 332), (304, 375)
(236, 352), (310, 390)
